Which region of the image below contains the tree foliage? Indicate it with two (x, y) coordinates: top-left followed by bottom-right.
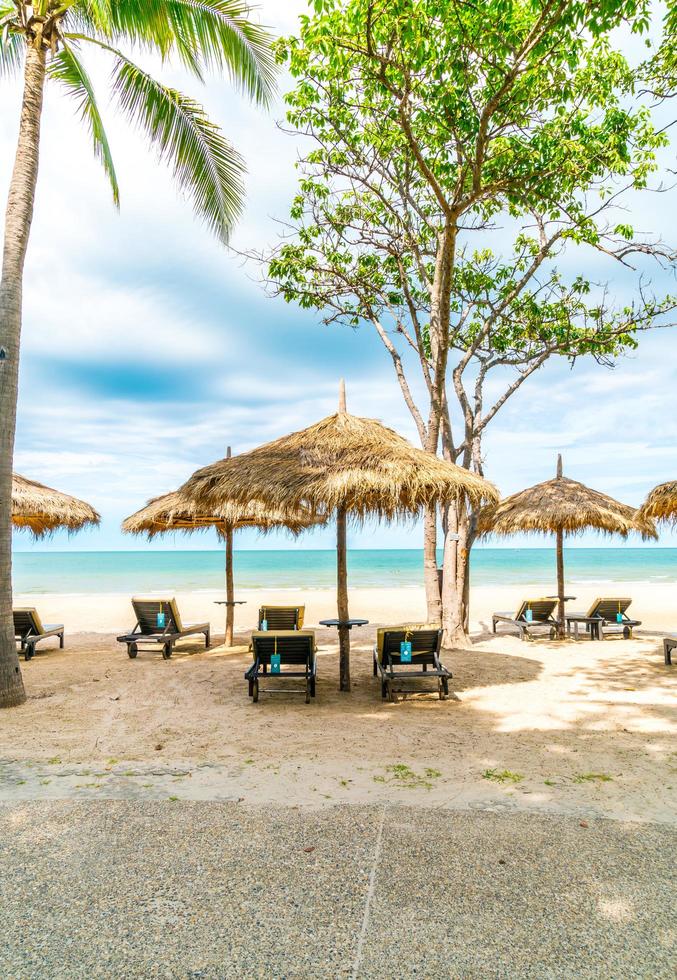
(269, 0), (675, 467)
(266, 0), (675, 636)
(0, 0), (277, 241)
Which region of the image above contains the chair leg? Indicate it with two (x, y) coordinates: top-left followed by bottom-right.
(205, 629), (211, 648)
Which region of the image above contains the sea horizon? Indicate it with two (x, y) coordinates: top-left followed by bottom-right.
(13, 547), (677, 595)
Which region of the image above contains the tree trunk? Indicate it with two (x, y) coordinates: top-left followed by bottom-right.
(224, 525), (234, 647)
(441, 505), (472, 648)
(336, 505), (350, 691)
(423, 506), (441, 623)
(0, 42), (47, 709)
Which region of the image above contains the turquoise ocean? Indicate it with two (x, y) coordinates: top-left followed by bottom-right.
(12, 548), (677, 595)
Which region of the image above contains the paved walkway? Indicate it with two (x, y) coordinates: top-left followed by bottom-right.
(0, 802), (673, 978)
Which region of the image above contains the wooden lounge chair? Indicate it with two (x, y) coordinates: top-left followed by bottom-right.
(246, 630), (316, 703)
(117, 598), (210, 660)
(14, 608), (64, 661)
(374, 628), (450, 702)
(663, 637), (675, 665)
(566, 597), (640, 640)
(257, 605), (304, 631)
(492, 599), (558, 641)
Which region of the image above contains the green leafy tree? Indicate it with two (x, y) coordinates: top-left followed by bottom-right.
(0, 1), (276, 708)
(267, 0), (675, 643)
(641, 1), (676, 99)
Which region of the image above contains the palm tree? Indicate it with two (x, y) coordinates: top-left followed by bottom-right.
(0, 1), (276, 708)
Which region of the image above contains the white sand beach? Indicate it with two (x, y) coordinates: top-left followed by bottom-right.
(13, 580), (677, 634)
(4, 582), (675, 827)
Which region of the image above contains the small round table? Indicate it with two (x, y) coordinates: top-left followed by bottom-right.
(545, 596), (578, 639)
(214, 601), (247, 607)
(319, 618), (369, 630)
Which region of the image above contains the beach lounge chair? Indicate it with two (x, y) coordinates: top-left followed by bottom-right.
(257, 605), (305, 631)
(13, 608), (64, 661)
(663, 637), (675, 665)
(117, 598), (210, 660)
(374, 627), (450, 702)
(246, 630), (317, 703)
(492, 599), (558, 641)
(566, 598), (641, 640)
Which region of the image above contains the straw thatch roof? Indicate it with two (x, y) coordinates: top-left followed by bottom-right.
(639, 481), (677, 526)
(181, 411), (497, 519)
(478, 472), (656, 539)
(122, 489), (322, 539)
(12, 472), (100, 537)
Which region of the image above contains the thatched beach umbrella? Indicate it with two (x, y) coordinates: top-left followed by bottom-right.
(639, 481), (677, 526)
(478, 455), (656, 635)
(122, 449), (321, 647)
(12, 472), (100, 536)
(181, 383), (497, 690)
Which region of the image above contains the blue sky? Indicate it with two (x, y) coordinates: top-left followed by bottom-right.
(3, 0), (676, 553)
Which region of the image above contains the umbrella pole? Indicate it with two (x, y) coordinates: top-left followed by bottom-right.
(225, 525), (234, 647)
(336, 505), (351, 691)
(556, 527), (565, 639)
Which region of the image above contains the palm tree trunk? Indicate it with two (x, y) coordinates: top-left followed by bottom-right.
(0, 42), (47, 709)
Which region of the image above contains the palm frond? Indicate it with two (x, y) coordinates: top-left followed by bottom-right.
(111, 51), (244, 241)
(0, 22), (23, 79)
(164, 0), (277, 103)
(71, 0), (276, 102)
(68, 1), (115, 36)
(48, 43), (120, 206)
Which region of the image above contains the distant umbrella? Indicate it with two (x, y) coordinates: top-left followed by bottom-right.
(181, 381), (497, 690)
(122, 449), (322, 647)
(12, 473), (100, 537)
(639, 481), (677, 526)
(478, 455), (656, 636)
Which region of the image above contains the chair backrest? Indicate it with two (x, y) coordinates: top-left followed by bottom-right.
(380, 629), (441, 664)
(251, 631), (315, 666)
(258, 606), (304, 631)
(515, 598), (557, 623)
(375, 623), (438, 659)
(587, 597), (632, 620)
(13, 608), (43, 638)
(131, 598), (180, 635)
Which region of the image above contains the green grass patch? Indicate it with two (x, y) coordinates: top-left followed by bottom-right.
(482, 768), (524, 784)
(373, 764), (442, 790)
(573, 772), (613, 784)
